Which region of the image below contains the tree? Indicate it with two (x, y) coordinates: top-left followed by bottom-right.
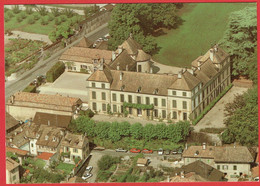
(130, 123), (143, 139)
(143, 124), (157, 141)
(69, 115), (96, 137)
(155, 123), (167, 140)
(219, 6), (257, 78)
(95, 122), (110, 139)
(108, 4), (179, 54)
(97, 155), (119, 170)
(35, 6), (48, 16)
(108, 122), (121, 142)
(62, 8), (75, 18)
(51, 8), (60, 17)
(222, 86), (258, 146)
(48, 23), (74, 42)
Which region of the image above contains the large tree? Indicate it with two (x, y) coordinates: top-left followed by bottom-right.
(222, 86), (258, 146)
(108, 3), (180, 54)
(219, 6), (257, 79)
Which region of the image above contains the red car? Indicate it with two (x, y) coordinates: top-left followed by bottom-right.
(130, 148), (141, 153)
(142, 149), (153, 154)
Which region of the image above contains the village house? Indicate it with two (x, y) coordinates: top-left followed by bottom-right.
(86, 42), (231, 122)
(6, 92), (82, 121)
(182, 144), (255, 178)
(6, 157), (20, 184)
(60, 132), (89, 164)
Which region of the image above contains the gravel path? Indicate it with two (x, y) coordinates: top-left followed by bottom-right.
(5, 31), (52, 44)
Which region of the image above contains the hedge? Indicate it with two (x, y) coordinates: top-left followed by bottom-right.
(192, 83), (233, 125)
(46, 61), (65, 82)
(23, 85), (36, 93)
(123, 102), (154, 110)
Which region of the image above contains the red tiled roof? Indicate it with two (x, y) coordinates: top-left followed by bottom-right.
(37, 152), (54, 160)
(6, 146), (29, 156)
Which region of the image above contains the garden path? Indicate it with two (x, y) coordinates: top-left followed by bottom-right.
(5, 31), (52, 44)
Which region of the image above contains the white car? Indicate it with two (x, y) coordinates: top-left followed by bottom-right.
(115, 148), (128, 153)
(86, 166), (93, 172)
(158, 148), (163, 155)
(82, 173), (92, 180)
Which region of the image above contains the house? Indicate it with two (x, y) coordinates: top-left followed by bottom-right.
(86, 43), (231, 122)
(172, 160), (225, 182)
(6, 92), (82, 121)
(60, 132), (89, 164)
(33, 112), (72, 129)
(6, 112), (21, 134)
(137, 158), (149, 167)
(6, 157), (20, 184)
(182, 144), (254, 178)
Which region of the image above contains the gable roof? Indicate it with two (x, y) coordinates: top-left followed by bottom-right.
(61, 132), (87, 149)
(119, 36), (142, 55)
(6, 157), (19, 171)
(33, 112), (72, 129)
(6, 146), (29, 156)
(6, 112), (19, 131)
(183, 146), (215, 159)
(76, 37), (93, 48)
(109, 50), (136, 71)
(37, 152), (55, 160)
(87, 64), (113, 83)
(136, 49), (151, 62)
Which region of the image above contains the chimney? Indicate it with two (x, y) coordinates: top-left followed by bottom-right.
(10, 95), (15, 104)
(112, 51), (116, 61)
(210, 49), (214, 61)
(9, 138), (13, 142)
(126, 65), (128, 71)
(118, 46), (123, 54)
(178, 71), (182, 79)
(117, 63), (120, 70)
(120, 72), (123, 81)
(202, 142), (206, 150)
(185, 143), (188, 150)
(234, 142), (236, 148)
(190, 69), (194, 75)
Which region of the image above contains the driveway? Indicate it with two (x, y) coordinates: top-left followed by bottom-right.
(193, 86), (248, 132)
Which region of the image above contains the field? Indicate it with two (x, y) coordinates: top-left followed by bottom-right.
(152, 3), (256, 67)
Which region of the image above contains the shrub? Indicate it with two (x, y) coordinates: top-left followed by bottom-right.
(27, 17), (35, 24)
(48, 15), (54, 22)
(20, 11), (27, 19)
(4, 7), (9, 13)
(51, 8), (60, 17)
(36, 6), (48, 16)
(23, 85), (37, 93)
(97, 170), (112, 182)
(6, 11), (14, 18)
(46, 61), (65, 82)
(60, 15), (67, 22)
(79, 109), (95, 118)
(40, 17), (48, 25)
(54, 18), (61, 25)
(25, 6), (34, 15)
(4, 16), (10, 22)
(16, 15), (23, 22)
(97, 155), (120, 171)
(12, 5), (20, 14)
(33, 14), (40, 20)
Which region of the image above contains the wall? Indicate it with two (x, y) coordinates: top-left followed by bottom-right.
(6, 167), (20, 184)
(214, 163), (251, 178)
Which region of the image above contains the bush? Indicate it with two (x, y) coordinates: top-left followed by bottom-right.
(200, 127), (226, 134)
(40, 18), (48, 25)
(6, 11), (14, 18)
(25, 6), (34, 15)
(79, 109), (95, 118)
(48, 15), (54, 21)
(97, 170), (112, 182)
(4, 16), (10, 22)
(54, 18), (61, 25)
(97, 155), (120, 171)
(27, 17), (35, 24)
(33, 14), (40, 20)
(12, 5), (21, 14)
(60, 15), (67, 22)
(23, 85), (37, 93)
(16, 15), (23, 22)
(46, 61), (65, 82)
(20, 12), (27, 19)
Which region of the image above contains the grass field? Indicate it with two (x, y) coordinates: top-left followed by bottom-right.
(152, 3), (256, 67)
(56, 162), (75, 174)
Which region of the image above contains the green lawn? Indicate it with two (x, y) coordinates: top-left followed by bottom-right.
(34, 159), (46, 168)
(56, 162), (75, 174)
(152, 3), (256, 67)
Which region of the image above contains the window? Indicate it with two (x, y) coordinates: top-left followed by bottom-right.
(129, 108), (132, 114)
(113, 105), (117, 112)
(121, 106), (124, 113)
(102, 104), (106, 111)
(183, 112), (187, 120)
(73, 148), (78, 153)
(92, 82), (95, 88)
(172, 91), (176, 96)
(183, 101), (187, 109)
(162, 99), (166, 107)
(147, 110), (150, 117)
(102, 83), (105, 89)
(183, 92), (187, 96)
(172, 100), (177, 108)
(112, 93), (116, 101)
(92, 91), (96, 99)
(172, 111), (177, 119)
(154, 98), (158, 106)
(128, 95), (132, 103)
(222, 165), (228, 170)
(137, 96), (141, 104)
(146, 97), (150, 105)
(162, 110), (166, 118)
(120, 94), (124, 102)
(154, 109), (158, 117)
(31, 143), (34, 147)
(13, 175), (16, 181)
(217, 165), (220, 170)
(138, 65), (142, 72)
(102, 92), (106, 100)
(233, 165), (237, 170)
(92, 102), (97, 111)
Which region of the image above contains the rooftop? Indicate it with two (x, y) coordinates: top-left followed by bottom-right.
(61, 132), (87, 149)
(37, 152), (55, 160)
(6, 157), (19, 171)
(6, 146), (29, 156)
(76, 37), (93, 48)
(119, 35), (142, 55)
(6, 112), (19, 131)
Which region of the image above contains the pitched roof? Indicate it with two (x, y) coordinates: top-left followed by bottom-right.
(95, 41), (108, 50)
(6, 147), (29, 156)
(214, 146), (254, 163)
(169, 174), (207, 182)
(137, 158), (148, 165)
(8, 92), (81, 108)
(119, 36), (142, 55)
(76, 37), (93, 48)
(182, 146), (215, 159)
(37, 152), (55, 160)
(169, 70), (201, 91)
(6, 112), (19, 131)
(172, 160), (224, 182)
(61, 132), (87, 149)
(59, 47), (112, 64)
(87, 64), (113, 83)
(109, 50), (136, 71)
(33, 112), (72, 129)
(6, 157), (19, 171)
(102, 4), (115, 11)
(136, 49), (151, 62)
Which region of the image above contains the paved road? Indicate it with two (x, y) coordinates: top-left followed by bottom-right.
(5, 24), (109, 101)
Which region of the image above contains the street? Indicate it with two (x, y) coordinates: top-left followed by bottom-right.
(5, 24), (109, 102)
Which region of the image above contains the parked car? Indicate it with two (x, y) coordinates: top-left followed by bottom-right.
(165, 150), (171, 155)
(158, 148), (163, 155)
(82, 173), (92, 180)
(172, 149), (178, 154)
(142, 149), (153, 154)
(130, 148), (141, 153)
(86, 166), (93, 172)
(115, 148), (128, 153)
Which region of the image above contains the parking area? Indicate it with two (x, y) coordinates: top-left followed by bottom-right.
(38, 71), (90, 102)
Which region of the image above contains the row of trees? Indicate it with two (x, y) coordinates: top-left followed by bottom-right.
(221, 86), (258, 146)
(108, 3), (182, 54)
(219, 6), (257, 83)
(69, 116), (190, 143)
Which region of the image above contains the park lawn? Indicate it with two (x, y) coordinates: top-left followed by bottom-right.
(152, 3), (256, 67)
(56, 162), (75, 174)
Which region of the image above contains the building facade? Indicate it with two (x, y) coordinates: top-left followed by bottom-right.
(6, 157), (20, 184)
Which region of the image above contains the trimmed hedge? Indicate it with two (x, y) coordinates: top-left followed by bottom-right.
(23, 85), (36, 93)
(192, 83), (233, 125)
(46, 61), (65, 82)
(123, 102), (154, 110)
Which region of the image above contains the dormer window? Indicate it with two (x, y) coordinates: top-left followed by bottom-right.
(154, 88), (159, 95)
(137, 86), (141, 93)
(121, 85), (125, 91)
(52, 137), (56, 142)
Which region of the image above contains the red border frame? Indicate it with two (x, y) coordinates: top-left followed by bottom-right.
(0, 0), (259, 185)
